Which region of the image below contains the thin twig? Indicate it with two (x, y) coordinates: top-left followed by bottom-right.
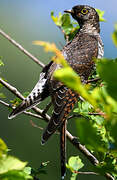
(0, 38), (114, 180)
(68, 112), (104, 120)
(0, 78), (49, 122)
(0, 99), (42, 119)
(75, 171), (99, 175)
(0, 96), (99, 166)
(66, 131), (99, 165)
(66, 132), (114, 180)
(0, 78), (24, 100)
(86, 77), (101, 84)
(42, 101), (52, 114)
(0, 99), (10, 107)
(0, 98), (114, 180)
(30, 120), (44, 130)
(105, 173), (114, 180)
(67, 114), (83, 120)
(58, 26), (69, 43)
(0, 28), (45, 68)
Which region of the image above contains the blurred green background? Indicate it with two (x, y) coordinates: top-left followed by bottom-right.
(0, 0), (117, 180)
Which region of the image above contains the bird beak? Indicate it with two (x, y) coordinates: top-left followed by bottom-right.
(64, 9), (74, 14)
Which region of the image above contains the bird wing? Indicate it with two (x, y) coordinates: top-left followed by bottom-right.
(41, 84), (78, 144)
(8, 61), (53, 119)
(41, 34), (98, 144)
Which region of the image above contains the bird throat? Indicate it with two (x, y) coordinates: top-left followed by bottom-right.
(80, 22), (100, 35)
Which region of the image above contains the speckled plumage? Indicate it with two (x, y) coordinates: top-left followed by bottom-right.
(8, 5), (104, 179)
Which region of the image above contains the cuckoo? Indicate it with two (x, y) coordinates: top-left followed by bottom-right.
(8, 5), (104, 179)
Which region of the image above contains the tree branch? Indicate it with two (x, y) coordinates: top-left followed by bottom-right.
(0, 97), (114, 180)
(66, 131), (99, 165)
(0, 28), (114, 180)
(0, 28), (45, 68)
(0, 78), (50, 122)
(0, 99), (43, 119)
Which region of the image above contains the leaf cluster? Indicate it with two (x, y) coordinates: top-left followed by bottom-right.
(0, 138), (49, 180)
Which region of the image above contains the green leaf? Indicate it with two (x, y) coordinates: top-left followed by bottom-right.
(54, 66), (98, 109)
(23, 91), (30, 97)
(51, 11), (63, 26)
(66, 156), (84, 180)
(61, 14), (71, 27)
(23, 167), (32, 175)
(96, 9), (106, 22)
(0, 156), (27, 174)
(0, 139), (32, 179)
(0, 170), (32, 180)
(0, 139), (8, 158)
(94, 155), (117, 176)
(75, 117), (108, 153)
(10, 92), (29, 107)
(112, 23), (117, 47)
(74, 101), (92, 116)
(0, 93), (6, 98)
(97, 58), (117, 101)
(67, 156), (84, 172)
(51, 11), (79, 41)
(0, 59), (4, 67)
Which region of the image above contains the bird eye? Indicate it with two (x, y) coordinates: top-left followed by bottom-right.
(81, 8), (88, 15)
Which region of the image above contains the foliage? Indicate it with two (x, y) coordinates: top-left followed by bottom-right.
(10, 92), (30, 108)
(1, 6), (117, 180)
(0, 138), (49, 180)
(36, 39), (117, 177)
(51, 11), (79, 41)
(0, 138), (31, 180)
(95, 9), (106, 22)
(66, 156), (84, 180)
(112, 23), (117, 47)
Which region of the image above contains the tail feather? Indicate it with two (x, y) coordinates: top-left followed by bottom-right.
(8, 74), (49, 119)
(60, 121), (66, 180)
(8, 61), (54, 119)
(8, 97), (41, 119)
(41, 89), (78, 144)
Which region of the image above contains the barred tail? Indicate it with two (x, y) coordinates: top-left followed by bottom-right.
(60, 121), (67, 180)
(41, 89), (78, 144)
(8, 61), (53, 119)
(8, 96), (41, 119)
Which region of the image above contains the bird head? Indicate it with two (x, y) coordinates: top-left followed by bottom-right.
(64, 5), (99, 27)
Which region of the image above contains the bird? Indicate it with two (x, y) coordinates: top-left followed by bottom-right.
(8, 5), (104, 179)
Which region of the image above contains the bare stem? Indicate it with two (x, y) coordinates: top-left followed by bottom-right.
(0, 28), (45, 68)
(86, 77), (101, 84)
(0, 28), (114, 179)
(75, 171), (99, 175)
(68, 112), (103, 120)
(0, 99), (43, 119)
(0, 78), (49, 121)
(58, 26), (69, 43)
(0, 96), (114, 180)
(42, 101), (52, 114)
(66, 131), (99, 165)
